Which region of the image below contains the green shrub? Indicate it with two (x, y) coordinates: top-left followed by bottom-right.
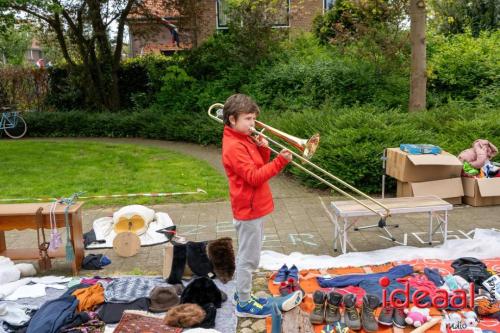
(263, 101), (499, 193)
(428, 31), (500, 102)
(242, 36), (409, 109)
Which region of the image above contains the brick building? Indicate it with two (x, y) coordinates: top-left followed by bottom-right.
(126, 0), (334, 57)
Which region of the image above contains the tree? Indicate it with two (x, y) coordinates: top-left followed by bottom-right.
(409, 0), (426, 112)
(0, 0), (169, 110)
(0, 22), (31, 65)
(429, 0), (499, 37)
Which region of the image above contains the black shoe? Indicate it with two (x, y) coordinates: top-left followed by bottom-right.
(325, 291), (342, 324)
(377, 306), (394, 326)
(361, 295), (380, 332)
(392, 307), (406, 328)
(342, 294), (361, 330)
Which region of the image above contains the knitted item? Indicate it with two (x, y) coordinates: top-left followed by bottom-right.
(475, 298), (500, 316)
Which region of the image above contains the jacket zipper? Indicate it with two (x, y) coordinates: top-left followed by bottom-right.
(250, 190), (255, 211)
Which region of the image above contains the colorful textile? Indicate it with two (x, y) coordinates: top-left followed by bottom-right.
(114, 310), (182, 333)
(72, 284), (105, 312)
(103, 277), (168, 303)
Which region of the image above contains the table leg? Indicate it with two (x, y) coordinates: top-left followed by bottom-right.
(0, 231), (6, 253)
(333, 214), (339, 252)
(428, 212), (433, 245)
(69, 210), (84, 275)
(443, 210), (448, 243)
(342, 217), (348, 254)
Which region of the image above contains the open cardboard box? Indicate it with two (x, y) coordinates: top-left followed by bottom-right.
(396, 178), (464, 205)
(462, 177), (500, 206)
(386, 148), (463, 182)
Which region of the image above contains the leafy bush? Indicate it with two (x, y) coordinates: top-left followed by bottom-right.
(262, 101), (499, 193)
(242, 36), (409, 109)
(427, 31), (500, 102)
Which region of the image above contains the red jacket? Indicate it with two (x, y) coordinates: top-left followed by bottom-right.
(222, 126), (289, 220)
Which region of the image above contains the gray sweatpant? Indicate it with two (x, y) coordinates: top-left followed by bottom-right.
(233, 217), (264, 303)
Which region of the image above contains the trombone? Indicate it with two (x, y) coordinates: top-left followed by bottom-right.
(208, 103), (391, 223)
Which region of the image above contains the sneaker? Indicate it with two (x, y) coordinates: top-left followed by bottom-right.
(343, 294), (361, 330)
(236, 298), (273, 318)
(232, 293), (268, 306)
(269, 290), (303, 312)
(273, 264), (289, 284)
(378, 306), (394, 326)
(329, 321), (349, 333)
(279, 281), (292, 296)
(310, 290), (327, 325)
(321, 324), (335, 333)
(361, 294), (380, 332)
(287, 278), (305, 297)
(288, 264), (299, 281)
(392, 307), (406, 328)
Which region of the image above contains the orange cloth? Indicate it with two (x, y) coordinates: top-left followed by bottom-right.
(265, 258), (500, 333)
(72, 283), (105, 312)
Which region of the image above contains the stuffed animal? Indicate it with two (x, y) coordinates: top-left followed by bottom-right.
(463, 311), (479, 327)
(458, 139), (498, 169)
(405, 307), (432, 327)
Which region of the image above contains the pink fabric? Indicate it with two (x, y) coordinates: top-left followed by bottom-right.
(407, 275), (438, 297)
(81, 277), (112, 285)
(459, 139), (498, 169)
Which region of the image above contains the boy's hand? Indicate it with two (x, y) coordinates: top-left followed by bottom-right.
(253, 134), (269, 148)
(279, 149), (293, 162)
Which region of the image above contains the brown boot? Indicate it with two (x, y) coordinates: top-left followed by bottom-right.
(325, 291), (342, 324)
(361, 294), (380, 332)
(343, 293), (361, 330)
(309, 290), (326, 324)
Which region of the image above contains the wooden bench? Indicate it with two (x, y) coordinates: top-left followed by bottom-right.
(0, 202), (84, 275)
(328, 196), (452, 254)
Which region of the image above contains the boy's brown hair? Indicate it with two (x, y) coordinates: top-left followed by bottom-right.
(223, 94), (260, 126)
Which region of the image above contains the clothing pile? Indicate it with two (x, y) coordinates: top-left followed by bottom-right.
(0, 274), (229, 333)
(459, 139), (499, 178)
(268, 257), (500, 333)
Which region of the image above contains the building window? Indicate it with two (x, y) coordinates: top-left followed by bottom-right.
(324, 0), (335, 10)
(216, 0), (229, 28)
(217, 0), (290, 29)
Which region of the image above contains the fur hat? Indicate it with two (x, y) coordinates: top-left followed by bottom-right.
(180, 277), (223, 308)
(164, 303), (206, 328)
(149, 286), (180, 313)
(207, 237), (235, 283)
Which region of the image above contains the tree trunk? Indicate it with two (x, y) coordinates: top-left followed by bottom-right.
(409, 0), (427, 112)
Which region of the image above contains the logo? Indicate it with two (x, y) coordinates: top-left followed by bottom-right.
(379, 276), (474, 309)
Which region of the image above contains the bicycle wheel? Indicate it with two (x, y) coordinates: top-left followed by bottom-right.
(4, 114), (27, 139)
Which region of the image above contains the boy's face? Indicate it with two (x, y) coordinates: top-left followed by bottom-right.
(230, 112), (256, 136)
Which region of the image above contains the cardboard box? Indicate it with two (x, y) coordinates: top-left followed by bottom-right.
(462, 177), (500, 206)
(396, 178), (464, 205)
(386, 148), (463, 182)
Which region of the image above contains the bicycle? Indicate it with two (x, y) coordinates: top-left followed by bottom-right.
(0, 106), (28, 139)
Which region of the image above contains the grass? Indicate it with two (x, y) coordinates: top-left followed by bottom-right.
(0, 139), (228, 207)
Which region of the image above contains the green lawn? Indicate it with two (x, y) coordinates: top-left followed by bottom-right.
(0, 140), (228, 207)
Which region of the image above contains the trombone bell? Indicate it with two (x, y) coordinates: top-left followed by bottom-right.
(255, 120), (320, 159)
